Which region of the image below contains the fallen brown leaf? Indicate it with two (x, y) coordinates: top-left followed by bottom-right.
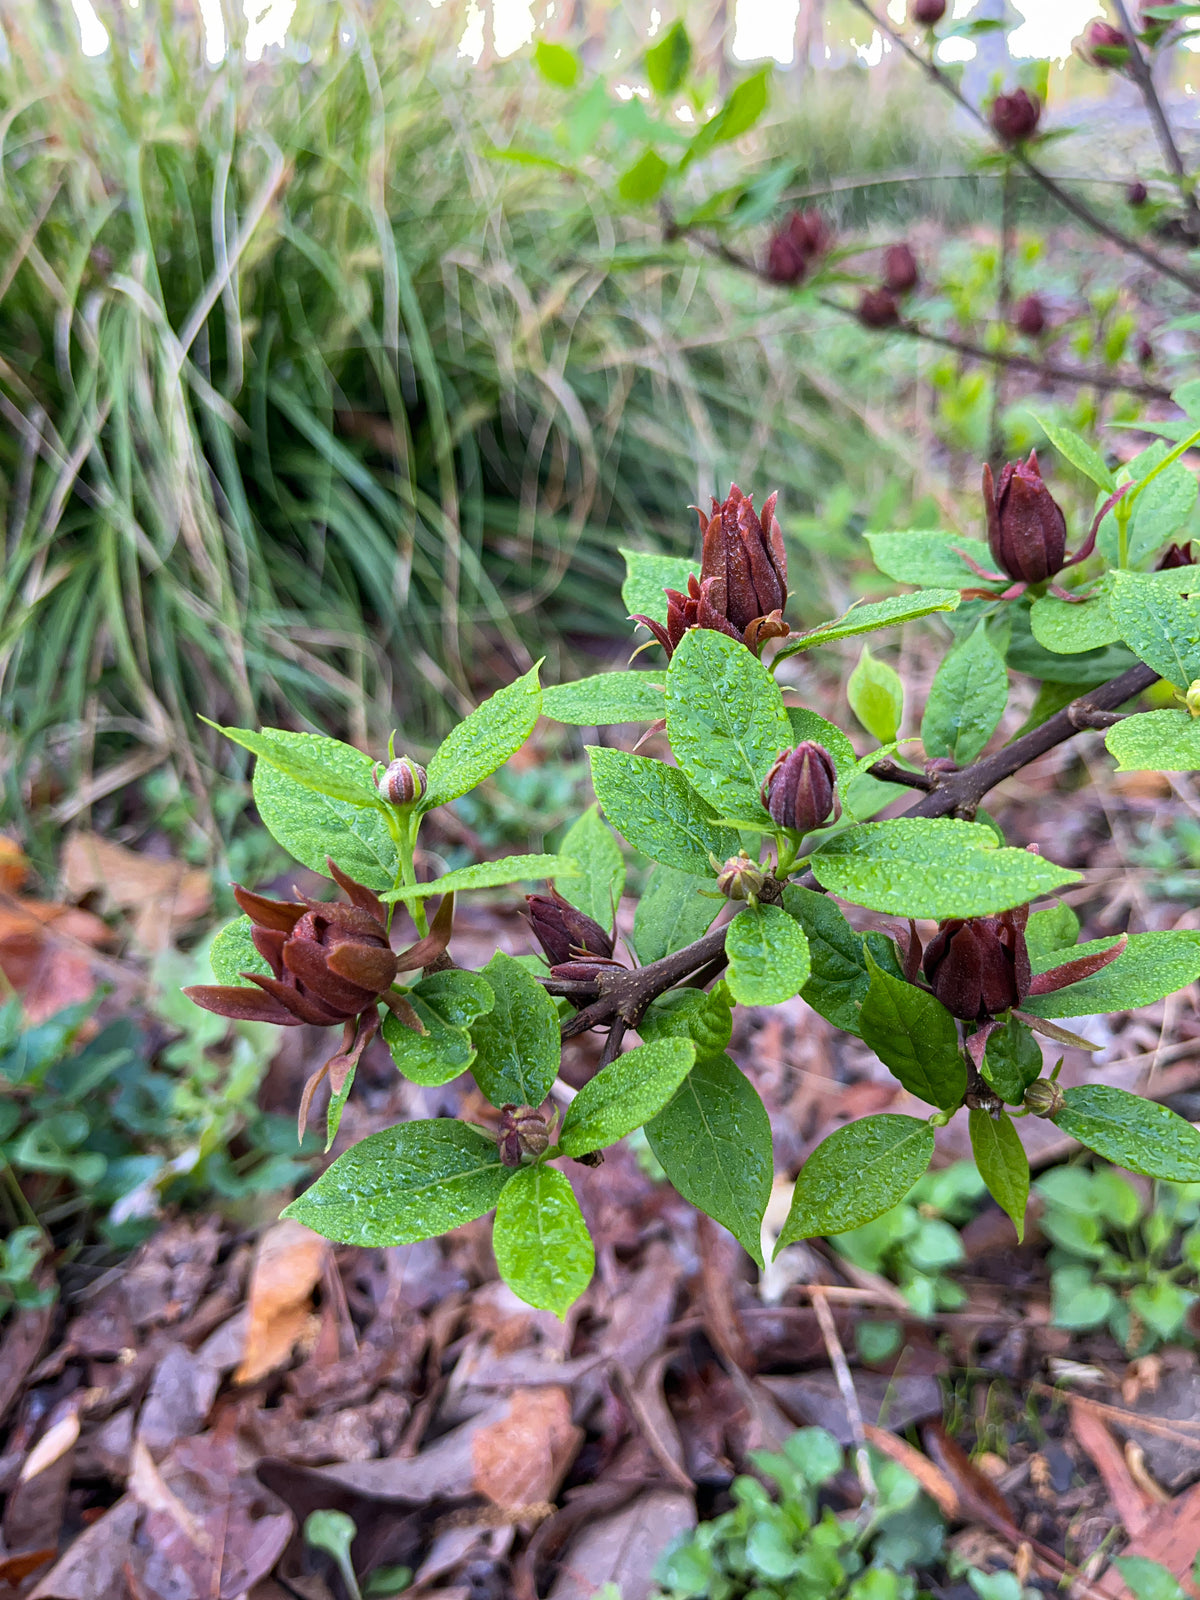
(61, 831), (209, 951)
(235, 1221), (328, 1386)
(546, 1489), (695, 1600)
(471, 1387), (583, 1515)
(864, 1425), (960, 1519)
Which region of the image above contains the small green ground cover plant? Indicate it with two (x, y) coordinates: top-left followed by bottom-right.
(184, 394), (1200, 1319)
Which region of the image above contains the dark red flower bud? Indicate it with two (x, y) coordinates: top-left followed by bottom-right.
(378, 756), (427, 806)
(526, 887), (613, 966)
(923, 912), (1030, 1021)
(858, 287), (900, 329)
(882, 243), (919, 294)
(1159, 542), (1196, 570)
(497, 1104), (551, 1167)
(1127, 179), (1149, 207)
(982, 449), (1068, 585)
(761, 742), (838, 835)
(990, 89), (1041, 144)
(1137, 335), (1154, 367)
(912, 0), (946, 21)
(1014, 294), (1047, 338)
(765, 209), (832, 286)
(1080, 19), (1127, 66)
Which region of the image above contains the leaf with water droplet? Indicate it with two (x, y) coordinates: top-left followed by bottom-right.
(1053, 1086), (1200, 1181)
(776, 1114), (935, 1249)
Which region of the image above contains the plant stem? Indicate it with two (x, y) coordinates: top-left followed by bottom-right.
(1110, 0), (1198, 227)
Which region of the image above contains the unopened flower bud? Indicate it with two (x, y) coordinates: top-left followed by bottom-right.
(379, 757), (427, 807)
(924, 913), (1029, 1021)
(1127, 179), (1149, 207)
(912, 0), (946, 22)
(716, 851), (766, 901)
(498, 1104), (550, 1166)
(1186, 680), (1200, 718)
(882, 243), (919, 294)
(1014, 294), (1046, 338)
(983, 449), (1068, 585)
(1023, 1078), (1066, 1118)
(1137, 335), (1154, 368)
(761, 742), (838, 835)
(765, 210), (833, 286)
(1159, 542), (1195, 571)
(990, 89), (1040, 144)
(526, 888), (614, 967)
(858, 287), (900, 329)
(1080, 19), (1127, 67)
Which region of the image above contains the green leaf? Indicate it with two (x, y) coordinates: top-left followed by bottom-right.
(326, 1064), (357, 1151)
(541, 672), (665, 725)
(683, 67), (770, 167)
(968, 1110), (1029, 1242)
(1113, 1557), (1188, 1600)
(470, 952), (561, 1109)
(1025, 903), (1080, 962)
(665, 628), (792, 823)
(1109, 569), (1200, 689)
(618, 148), (670, 203)
(921, 623), (1008, 764)
(981, 1016), (1043, 1105)
(207, 722), (385, 808)
(1107, 709), (1200, 772)
(382, 971), (495, 1086)
(775, 1115), (935, 1247)
(782, 885), (873, 1035)
(777, 589), (961, 660)
(559, 1038), (697, 1156)
(785, 709), (858, 787)
(559, 806), (624, 930)
(1099, 445), (1199, 568)
(646, 20), (690, 95)
(588, 746), (740, 874)
(382, 854), (574, 902)
(492, 1164), (594, 1317)
(1053, 1086), (1200, 1180)
(847, 645), (903, 744)
(210, 915), (269, 986)
(631, 865), (721, 964)
(282, 1119), (509, 1245)
(810, 817), (1080, 918)
(620, 548), (698, 626)
(725, 903), (811, 1006)
(1027, 411), (1115, 491)
(423, 663), (542, 809)
(534, 39), (580, 87)
(1051, 1263), (1116, 1329)
(865, 530), (992, 588)
(638, 984), (733, 1060)
(645, 1053), (772, 1266)
(1029, 585), (1122, 655)
(254, 744), (400, 890)
(859, 954), (966, 1111)
(1023, 930), (1200, 1017)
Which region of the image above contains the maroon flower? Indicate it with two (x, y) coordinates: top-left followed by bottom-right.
(525, 888), (614, 966)
(858, 287), (900, 329)
(883, 244), (920, 295)
(762, 742), (838, 834)
(1127, 179), (1149, 207)
(983, 450), (1068, 585)
(990, 89), (1041, 144)
(912, 0), (946, 21)
(765, 209), (832, 285)
(1158, 542), (1196, 570)
(185, 859), (453, 1135)
(1014, 294), (1047, 338)
(1080, 20), (1128, 67)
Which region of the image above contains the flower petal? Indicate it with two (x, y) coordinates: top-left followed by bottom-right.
(325, 857), (388, 924)
(232, 884), (306, 932)
(326, 941), (399, 993)
(1028, 933), (1127, 996)
(247, 972), (346, 1026)
(183, 984), (301, 1026)
(394, 891), (455, 973)
(281, 940), (376, 1014)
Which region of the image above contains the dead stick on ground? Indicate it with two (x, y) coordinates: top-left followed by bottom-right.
(809, 1286), (876, 1504)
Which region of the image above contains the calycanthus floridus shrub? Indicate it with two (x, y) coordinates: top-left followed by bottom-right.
(187, 432), (1200, 1317)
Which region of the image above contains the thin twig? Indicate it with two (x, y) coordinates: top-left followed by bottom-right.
(1110, 0), (1197, 223)
(809, 1286), (876, 1505)
(847, 0), (1200, 300)
(866, 758), (935, 791)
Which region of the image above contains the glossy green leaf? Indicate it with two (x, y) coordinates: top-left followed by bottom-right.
(588, 746), (740, 874)
(423, 663), (542, 809)
(631, 864), (721, 964)
(559, 1038), (696, 1156)
(382, 854), (574, 902)
(921, 623), (1008, 764)
(1023, 930), (1200, 1017)
(534, 39), (580, 87)
(859, 954), (966, 1111)
(1099, 445), (1199, 568)
(1027, 411), (1115, 491)
(470, 952), (561, 1109)
(210, 915), (269, 987)
(1024, 903), (1081, 962)
(665, 628), (791, 823)
(383, 970), (495, 1087)
(283, 1119), (509, 1245)
(865, 530), (992, 588)
(646, 20), (690, 94)
(559, 805), (624, 930)
(1107, 709), (1200, 772)
(638, 984), (733, 1060)
(777, 589), (961, 660)
(645, 1053), (772, 1266)
(847, 645), (903, 744)
(618, 148), (670, 203)
(1029, 576), (1123, 654)
(776, 1115), (935, 1248)
(1109, 569), (1200, 689)
(207, 721), (385, 807)
(492, 1164), (594, 1317)
(253, 742), (400, 890)
(620, 548), (697, 626)
(981, 1016), (1043, 1105)
(810, 817), (1080, 918)
(725, 903), (811, 1006)
(782, 885), (873, 1035)
(1054, 1085), (1200, 1180)
(968, 1109), (1029, 1241)
(684, 67), (770, 167)
(785, 709), (858, 790)
(541, 672), (665, 725)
